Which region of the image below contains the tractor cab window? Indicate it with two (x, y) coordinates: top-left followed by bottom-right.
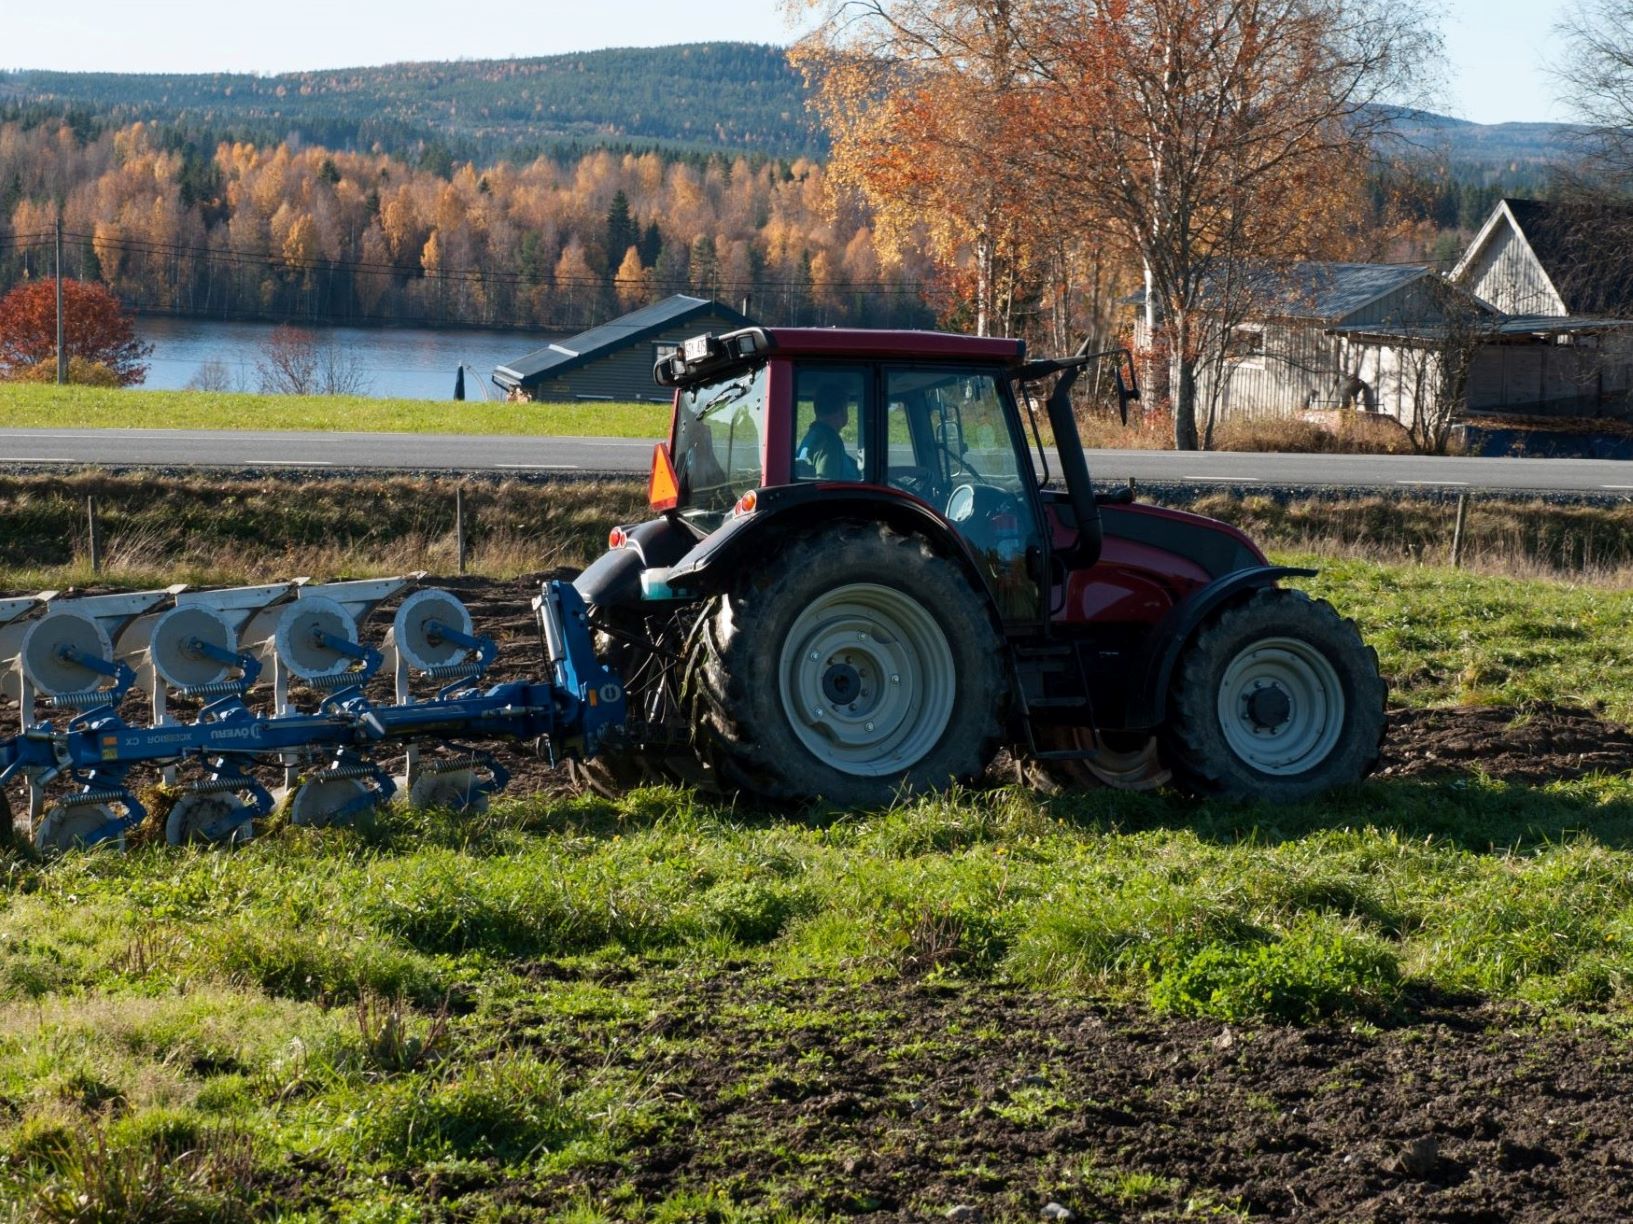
(792, 367), (868, 482)
(884, 367), (1043, 621)
(672, 363), (767, 529)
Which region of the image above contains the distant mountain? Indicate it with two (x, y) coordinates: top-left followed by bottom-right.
(0, 42), (822, 161)
(0, 44), (1590, 175)
(1383, 107), (1590, 176)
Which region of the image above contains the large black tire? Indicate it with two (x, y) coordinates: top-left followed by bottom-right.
(685, 522), (1008, 807)
(1162, 587), (1386, 802)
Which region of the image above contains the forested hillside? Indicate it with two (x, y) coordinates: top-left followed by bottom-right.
(0, 44), (820, 163)
(0, 41), (1591, 338)
(0, 119), (932, 331)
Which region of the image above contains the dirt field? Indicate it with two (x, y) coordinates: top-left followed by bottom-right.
(27, 574), (1633, 1221)
(525, 970), (1633, 1222)
(440, 576), (1633, 1221)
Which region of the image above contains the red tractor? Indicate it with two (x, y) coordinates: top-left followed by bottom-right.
(572, 327), (1385, 806)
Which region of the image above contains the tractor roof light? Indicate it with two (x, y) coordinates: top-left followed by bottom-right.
(653, 329), (773, 388)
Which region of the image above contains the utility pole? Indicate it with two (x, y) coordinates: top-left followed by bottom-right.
(55, 214), (66, 386)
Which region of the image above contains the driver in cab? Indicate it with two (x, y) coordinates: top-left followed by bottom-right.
(796, 383), (862, 481)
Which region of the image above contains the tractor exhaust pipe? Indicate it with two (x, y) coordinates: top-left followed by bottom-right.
(1022, 340), (1140, 570)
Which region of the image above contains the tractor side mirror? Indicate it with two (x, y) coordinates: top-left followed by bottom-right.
(1112, 350), (1141, 426)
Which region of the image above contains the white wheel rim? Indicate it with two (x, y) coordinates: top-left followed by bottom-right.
(167, 793), (254, 846)
(1215, 636), (1346, 776)
(35, 803), (125, 854)
(777, 582), (956, 777)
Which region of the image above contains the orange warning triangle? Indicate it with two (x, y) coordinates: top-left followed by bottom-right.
(649, 443), (680, 512)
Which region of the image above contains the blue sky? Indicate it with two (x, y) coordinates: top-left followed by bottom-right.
(0, 0), (1575, 126)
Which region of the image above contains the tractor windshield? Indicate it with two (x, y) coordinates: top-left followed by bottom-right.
(672, 363), (767, 529)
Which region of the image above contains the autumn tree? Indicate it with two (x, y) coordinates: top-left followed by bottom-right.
(0, 278), (152, 385)
(793, 0), (1046, 336)
(1020, 0), (1436, 448)
(614, 245), (649, 310)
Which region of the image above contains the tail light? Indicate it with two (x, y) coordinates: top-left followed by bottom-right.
(608, 526), (629, 550)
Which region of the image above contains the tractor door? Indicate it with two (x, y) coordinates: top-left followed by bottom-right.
(881, 366), (1047, 625)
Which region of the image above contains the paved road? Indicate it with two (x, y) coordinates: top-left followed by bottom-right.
(1, 426), (1630, 493)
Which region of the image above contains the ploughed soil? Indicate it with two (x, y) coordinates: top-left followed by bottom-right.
(493, 968), (1633, 1223)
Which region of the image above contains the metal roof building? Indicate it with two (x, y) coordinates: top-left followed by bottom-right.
(493, 295), (752, 402)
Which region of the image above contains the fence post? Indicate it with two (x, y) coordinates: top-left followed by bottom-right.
(86, 496), (100, 574)
(455, 485), (466, 576)
(1450, 491), (1469, 569)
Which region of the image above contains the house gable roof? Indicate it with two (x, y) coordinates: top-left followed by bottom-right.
(494, 294), (751, 388)
(1121, 262), (1434, 322)
(1454, 197), (1633, 317)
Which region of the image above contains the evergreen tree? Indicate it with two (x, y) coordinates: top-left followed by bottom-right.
(604, 191), (636, 277)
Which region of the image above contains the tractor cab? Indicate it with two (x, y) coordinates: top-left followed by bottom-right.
(652, 327), (1050, 621)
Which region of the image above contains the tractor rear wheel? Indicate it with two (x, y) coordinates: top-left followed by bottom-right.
(686, 522), (1007, 807)
(1162, 587), (1385, 802)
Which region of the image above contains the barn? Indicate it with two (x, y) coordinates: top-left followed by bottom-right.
(493, 295), (753, 402)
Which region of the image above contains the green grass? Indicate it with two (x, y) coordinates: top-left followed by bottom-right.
(6, 779), (1633, 1215)
(0, 384), (671, 439)
(1297, 553), (1633, 722)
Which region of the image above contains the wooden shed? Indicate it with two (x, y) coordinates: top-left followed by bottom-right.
(493, 295), (752, 402)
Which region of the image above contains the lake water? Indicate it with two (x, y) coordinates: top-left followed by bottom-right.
(134, 317), (561, 401)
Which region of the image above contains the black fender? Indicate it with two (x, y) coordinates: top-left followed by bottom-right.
(658, 483), (999, 608)
(574, 515), (698, 616)
(1125, 565), (1318, 730)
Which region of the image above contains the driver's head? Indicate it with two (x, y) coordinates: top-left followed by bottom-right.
(814, 383), (849, 431)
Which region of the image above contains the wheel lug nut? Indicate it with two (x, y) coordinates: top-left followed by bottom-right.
(865, 721), (875, 732)
(890, 674), (900, 685)
(809, 651), (819, 662)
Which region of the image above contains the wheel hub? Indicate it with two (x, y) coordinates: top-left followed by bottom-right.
(1242, 682), (1293, 732)
(1215, 637), (1345, 776)
(821, 661), (866, 707)
(778, 583), (956, 777)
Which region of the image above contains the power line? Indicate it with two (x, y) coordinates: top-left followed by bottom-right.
(47, 229), (934, 294)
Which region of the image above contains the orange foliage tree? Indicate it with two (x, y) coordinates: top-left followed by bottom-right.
(792, 0), (1046, 337)
(796, 0), (1437, 447)
(1022, 0), (1436, 447)
(0, 278), (152, 385)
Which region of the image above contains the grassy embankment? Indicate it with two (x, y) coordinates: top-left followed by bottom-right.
(1, 476), (1633, 1215)
(0, 383), (670, 439)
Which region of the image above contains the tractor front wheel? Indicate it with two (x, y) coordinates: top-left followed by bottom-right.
(1163, 588), (1385, 802)
(686, 522), (1007, 807)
